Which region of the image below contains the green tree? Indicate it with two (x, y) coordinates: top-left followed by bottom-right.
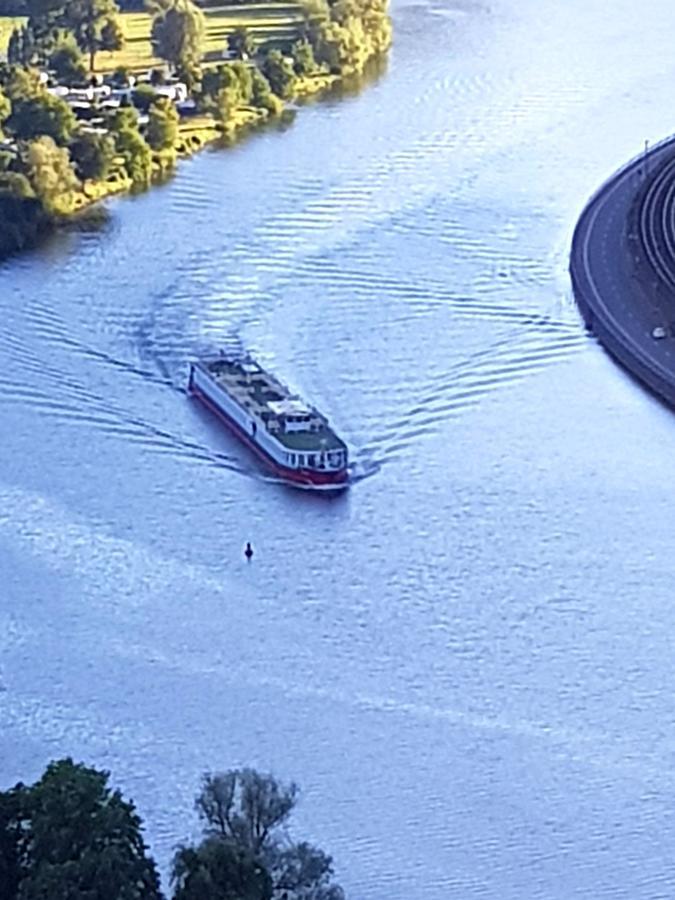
(250, 68), (281, 115)
(260, 49), (296, 99)
(111, 103), (138, 131)
(196, 769), (297, 853)
(1, 65), (42, 102)
(200, 62), (252, 121)
(132, 82), (157, 112)
(111, 64), (131, 86)
(291, 38), (317, 75)
(150, 0), (205, 74)
(150, 65), (167, 85)
(312, 18), (364, 74)
(0, 87), (11, 139)
(0, 177), (50, 256)
(0, 759), (162, 900)
(175, 59), (200, 91)
(70, 129), (115, 180)
(100, 15), (124, 55)
(25, 0), (69, 61)
(49, 33), (87, 82)
(227, 26), (254, 60)
(214, 86), (238, 125)
(115, 126), (152, 184)
(8, 91), (76, 144)
(0, 171), (35, 195)
(21, 134), (80, 210)
(7, 28), (24, 65)
(172, 839), (273, 900)
(0, 783), (28, 899)
(61, 0), (124, 72)
(306, 0), (391, 75)
(7, 25), (39, 66)
(228, 60), (252, 104)
(273, 842), (345, 900)
(146, 95), (178, 150)
(192, 769), (345, 900)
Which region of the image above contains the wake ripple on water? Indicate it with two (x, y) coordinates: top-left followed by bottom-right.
(360, 328), (588, 465)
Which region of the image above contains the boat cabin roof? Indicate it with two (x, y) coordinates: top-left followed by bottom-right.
(268, 398), (313, 417)
(200, 355), (347, 452)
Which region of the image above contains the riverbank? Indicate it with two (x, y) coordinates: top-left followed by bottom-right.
(0, 0), (391, 260)
(0, 71), (341, 255)
(569, 136), (675, 407)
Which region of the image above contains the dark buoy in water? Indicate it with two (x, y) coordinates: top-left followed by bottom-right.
(244, 542), (253, 561)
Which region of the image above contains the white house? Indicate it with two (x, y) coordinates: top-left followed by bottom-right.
(154, 82), (189, 104)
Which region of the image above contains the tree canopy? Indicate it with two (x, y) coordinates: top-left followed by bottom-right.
(150, 0), (205, 73)
(306, 0), (392, 75)
(23, 0), (123, 71)
(114, 123), (152, 185)
(199, 61), (253, 123)
(70, 129), (115, 181)
(0, 64), (42, 102)
(49, 33), (87, 83)
(0, 759), (162, 900)
(22, 134), (80, 210)
(292, 38), (318, 76)
(0, 762), (346, 899)
(146, 95), (179, 150)
(173, 839), (273, 900)
(0, 87), (11, 139)
(8, 91), (76, 144)
(250, 68), (281, 115)
(260, 49), (296, 100)
(60, 0), (124, 72)
(227, 26), (254, 60)
(181, 768), (345, 900)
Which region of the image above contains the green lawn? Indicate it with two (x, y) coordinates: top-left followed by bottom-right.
(97, 5), (306, 73)
(0, 6), (306, 72)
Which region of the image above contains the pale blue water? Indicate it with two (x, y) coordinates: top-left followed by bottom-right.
(3, 0), (675, 896)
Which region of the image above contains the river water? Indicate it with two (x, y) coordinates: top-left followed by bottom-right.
(3, 0), (675, 896)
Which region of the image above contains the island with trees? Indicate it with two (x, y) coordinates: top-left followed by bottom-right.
(0, 0), (392, 258)
(0, 758), (346, 899)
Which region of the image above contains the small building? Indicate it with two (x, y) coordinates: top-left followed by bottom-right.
(176, 99), (198, 116)
(154, 82), (189, 104)
(99, 98), (121, 112)
(111, 87), (135, 104)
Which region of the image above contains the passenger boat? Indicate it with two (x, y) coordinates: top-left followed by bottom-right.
(188, 354), (349, 488)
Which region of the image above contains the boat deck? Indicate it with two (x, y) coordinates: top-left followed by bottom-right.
(203, 358), (346, 452)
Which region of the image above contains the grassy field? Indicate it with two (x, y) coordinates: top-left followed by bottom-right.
(0, 4), (306, 72)
(98, 4), (306, 73)
(0, 16), (25, 56)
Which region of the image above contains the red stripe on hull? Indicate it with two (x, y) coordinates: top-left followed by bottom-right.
(189, 384), (349, 488)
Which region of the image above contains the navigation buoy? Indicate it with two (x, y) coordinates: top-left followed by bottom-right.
(244, 542), (253, 561)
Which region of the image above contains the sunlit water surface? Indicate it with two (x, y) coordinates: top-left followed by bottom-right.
(3, 0), (675, 896)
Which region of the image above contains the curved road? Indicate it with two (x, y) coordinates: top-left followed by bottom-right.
(570, 136), (675, 406)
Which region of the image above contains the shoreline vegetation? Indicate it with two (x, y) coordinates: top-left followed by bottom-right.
(1, 759), (347, 899)
(0, 0), (391, 259)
